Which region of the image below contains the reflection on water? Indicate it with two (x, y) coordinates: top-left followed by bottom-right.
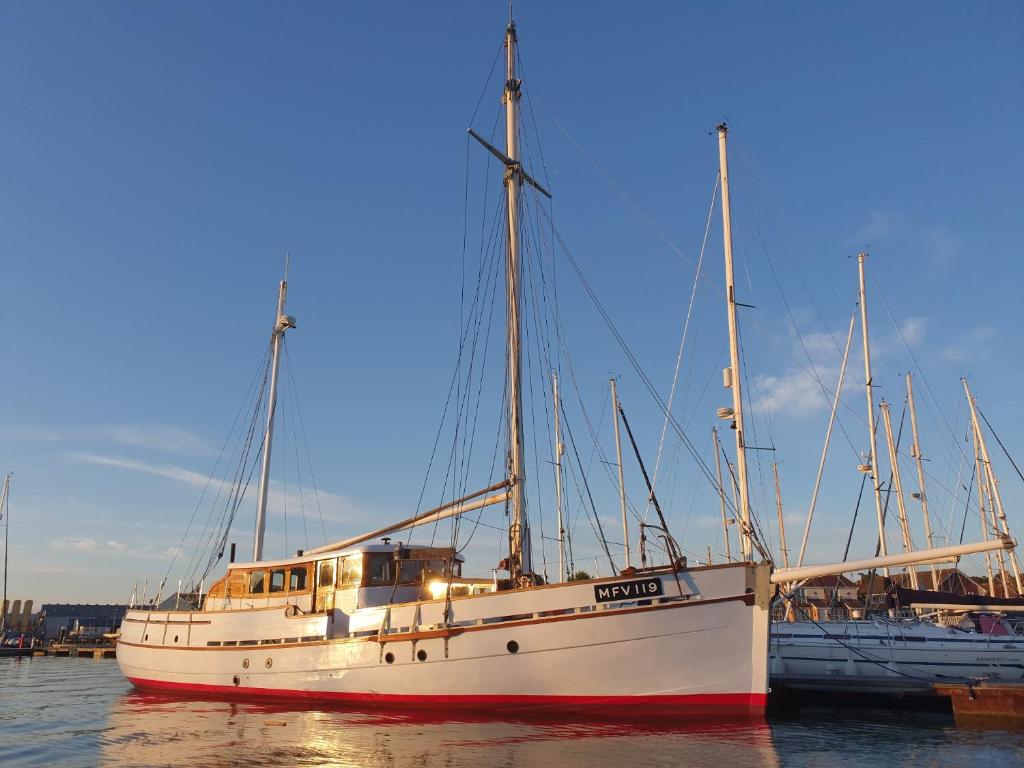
(3, 657), (1024, 767)
(101, 692), (779, 768)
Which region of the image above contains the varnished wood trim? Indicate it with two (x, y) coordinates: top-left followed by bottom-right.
(123, 617), (212, 625)
(375, 593), (756, 643)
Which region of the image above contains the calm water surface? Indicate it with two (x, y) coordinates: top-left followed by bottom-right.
(2, 657), (1024, 767)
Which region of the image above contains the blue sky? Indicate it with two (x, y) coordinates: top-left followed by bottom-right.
(1, 2), (1022, 603)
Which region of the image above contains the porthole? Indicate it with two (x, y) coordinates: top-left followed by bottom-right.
(265, 657), (273, 669)
(232, 675), (240, 686)
(416, 649), (428, 662)
(173, 635), (179, 643)
(242, 658), (250, 669)
(507, 640), (519, 654)
(384, 652), (395, 664)
(144, 634), (149, 641)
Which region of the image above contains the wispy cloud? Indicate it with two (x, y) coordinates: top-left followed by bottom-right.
(65, 452), (381, 527)
(51, 537), (99, 552)
(1, 423), (212, 455)
(751, 318), (927, 417)
(941, 325), (996, 365)
(845, 211), (962, 266)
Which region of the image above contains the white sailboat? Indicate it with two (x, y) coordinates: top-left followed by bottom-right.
(116, 20), (774, 715)
(771, 257), (1024, 687)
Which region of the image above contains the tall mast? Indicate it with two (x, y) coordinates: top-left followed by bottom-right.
(503, 21), (530, 578)
(906, 373), (939, 590)
(0, 474), (9, 635)
(773, 463), (789, 569)
(551, 372), (566, 581)
(964, 379), (1023, 595)
(610, 378), (631, 569)
(797, 312), (856, 567)
(253, 273), (296, 561)
(972, 423), (997, 597)
(857, 253), (889, 575)
(712, 427), (732, 562)
(880, 400), (918, 590)
(716, 123), (752, 560)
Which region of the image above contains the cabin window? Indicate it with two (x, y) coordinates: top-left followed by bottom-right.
(366, 554), (394, 586)
(289, 567), (308, 592)
(339, 556), (362, 588)
(366, 555), (457, 586)
(318, 560), (335, 588)
(269, 569), (286, 593)
(249, 570), (266, 594)
(399, 559), (426, 584)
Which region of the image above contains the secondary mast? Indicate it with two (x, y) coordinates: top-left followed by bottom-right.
(857, 252), (889, 575)
(610, 378), (631, 569)
(716, 123), (753, 560)
(503, 21), (530, 579)
(552, 372), (566, 581)
(253, 272), (297, 561)
(906, 373), (940, 590)
(964, 379), (1023, 595)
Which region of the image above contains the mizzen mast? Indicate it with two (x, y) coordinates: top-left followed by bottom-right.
(253, 271), (297, 561)
(716, 124), (753, 560)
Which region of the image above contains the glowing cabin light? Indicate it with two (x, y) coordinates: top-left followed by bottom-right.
(428, 581), (449, 600)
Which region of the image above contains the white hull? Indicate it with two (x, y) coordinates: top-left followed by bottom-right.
(118, 564), (771, 714)
(770, 619), (1024, 682)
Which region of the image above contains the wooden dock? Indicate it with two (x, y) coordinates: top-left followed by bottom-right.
(34, 643), (117, 659)
(936, 682), (1024, 721)
(772, 673), (1024, 716)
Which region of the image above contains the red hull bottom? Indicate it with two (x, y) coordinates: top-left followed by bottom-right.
(126, 677), (766, 717)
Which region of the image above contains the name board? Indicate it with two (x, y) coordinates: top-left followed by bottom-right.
(594, 578), (663, 603)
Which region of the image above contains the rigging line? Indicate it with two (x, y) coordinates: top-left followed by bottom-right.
(182, 356), (270, 586)
(282, 383), (288, 558)
(161, 346), (269, 587)
(410, 193), (505, 531)
(520, 225), (550, 577)
(178, 348), (270, 582)
(842, 473), (869, 562)
(468, 36), (506, 128)
(449, 195), (504, 505)
(733, 141), (847, 344)
(282, 343), (327, 541)
(201, 422), (267, 584)
(738, 171), (858, 456)
(737, 316), (775, 553)
(869, 272), (960, 448)
(530, 93), (715, 288)
(191, 373), (268, 587)
(515, 48), (552, 189)
(534, 100), (865, 439)
(646, 173), (718, 524)
(455, 389), (508, 555)
(427, 197), (507, 546)
(937, 418), (970, 546)
(453, 214), (504, 502)
(539, 205), (741, 520)
(978, 407), (1024, 488)
(959, 463), (977, 545)
(286, 379), (311, 552)
(561, 406), (617, 574)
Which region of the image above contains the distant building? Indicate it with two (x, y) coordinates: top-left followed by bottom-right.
(787, 575), (864, 621)
(38, 604), (127, 640)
